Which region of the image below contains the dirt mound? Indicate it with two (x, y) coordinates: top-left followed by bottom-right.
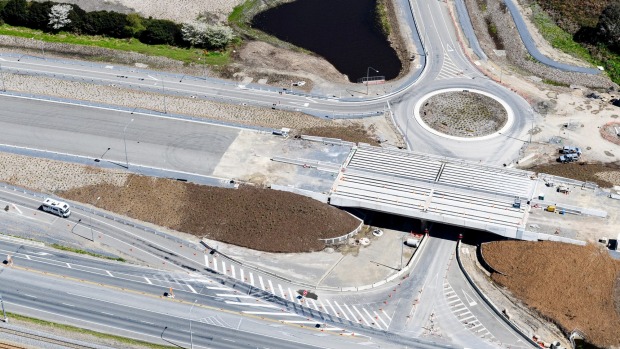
(527, 162), (620, 188)
(60, 175), (359, 253)
(298, 125), (379, 145)
(482, 241), (620, 348)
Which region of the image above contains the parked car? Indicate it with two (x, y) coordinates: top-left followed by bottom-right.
(560, 146), (582, 155)
(558, 153), (579, 163)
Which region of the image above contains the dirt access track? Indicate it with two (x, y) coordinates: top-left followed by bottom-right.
(60, 175), (360, 253)
(482, 241), (620, 348)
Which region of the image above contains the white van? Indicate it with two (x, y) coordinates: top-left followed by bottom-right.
(41, 198), (71, 218)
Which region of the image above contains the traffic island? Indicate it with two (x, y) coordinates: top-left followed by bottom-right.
(414, 88), (514, 141)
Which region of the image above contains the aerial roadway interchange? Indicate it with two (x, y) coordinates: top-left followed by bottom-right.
(0, 0), (596, 347)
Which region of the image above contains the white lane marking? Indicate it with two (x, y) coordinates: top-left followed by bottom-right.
(204, 254), (208, 267)
(362, 308), (381, 329)
(242, 311), (298, 316)
(462, 289), (478, 306)
(448, 299), (461, 305)
(11, 203), (22, 214)
(318, 300), (327, 313)
(282, 321), (318, 324)
(240, 268), (244, 282)
(144, 277), (152, 285)
(307, 299), (319, 311)
(23, 294), (37, 299)
(258, 276), (265, 290)
(374, 310), (389, 329)
(287, 287), (296, 302)
(212, 258), (218, 272)
(381, 309), (392, 321)
(66, 263), (71, 268)
(61, 303), (75, 307)
(215, 294), (255, 299)
(206, 287), (229, 290)
(461, 315), (476, 322)
(230, 265), (236, 279)
(278, 284), (285, 298)
(221, 261), (226, 275)
(100, 311), (114, 316)
(187, 284), (197, 294)
(25, 254), (30, 260)
(267, 280), (274, 293)
(224, 301), (277, 308)
(453, 306), (467, 312)
(352, 305), (370, 326)
(106, 270), (113, 277)
(141, 321), (155, 325)
(324, 299), (337, 315)
(333, 301), (350, 321)
(222, 338), (235, 342)
(147, 74), (158, 81)
(343, 303), (357, 322)
(249, 272), (255, 286)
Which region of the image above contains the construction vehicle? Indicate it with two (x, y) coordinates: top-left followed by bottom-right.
(557, 185), (570, 194)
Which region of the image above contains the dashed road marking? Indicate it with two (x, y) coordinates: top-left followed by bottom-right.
(249, 272), (255, 286)
(334, 301), (350, 321)
(106, 270), (113, 277)
(258, 276), (265, 290)
(187, 284), (197, 294)
(225, 301), (277, 308)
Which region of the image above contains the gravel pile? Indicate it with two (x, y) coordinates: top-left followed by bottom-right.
(463, 0), (614, 89)
(0, 153), (128, 192)
(2, 73), (335, 130)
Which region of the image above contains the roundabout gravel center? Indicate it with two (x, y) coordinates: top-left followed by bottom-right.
(414, 88), (515, 141)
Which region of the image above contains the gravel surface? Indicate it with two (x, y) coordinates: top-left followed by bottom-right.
(483, 241), (620, 348)
(420, 91), (507, 137)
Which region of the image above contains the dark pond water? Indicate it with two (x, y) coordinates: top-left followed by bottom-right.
(252, 0), (402, 82)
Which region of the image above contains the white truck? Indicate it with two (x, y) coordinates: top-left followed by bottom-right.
(41, 198), (71, 218)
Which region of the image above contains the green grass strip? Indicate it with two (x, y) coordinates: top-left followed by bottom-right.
(0, 24), (229, 65)
(6, 312), (176, 349)
(49, 243), (126, 262)
(529, 3), (594, 63)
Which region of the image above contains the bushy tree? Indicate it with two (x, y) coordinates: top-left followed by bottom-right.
(1, 0), (28, 26)
(596, 1), (620, 51)
(48, 3), (72, 30)
(82, 10), (130, 38)
(27, 1), (54, 30)
(139, 19), (182, 45)
(125, 13), (145, 37)
(181, 20), (233, 49)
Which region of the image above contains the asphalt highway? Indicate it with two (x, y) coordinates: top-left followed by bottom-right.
(0, 0), (535, 165)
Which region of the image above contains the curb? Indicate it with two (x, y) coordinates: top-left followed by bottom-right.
(455, 240), (539, 348)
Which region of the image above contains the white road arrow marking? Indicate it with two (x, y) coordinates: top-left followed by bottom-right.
(462, 289), (478, 306)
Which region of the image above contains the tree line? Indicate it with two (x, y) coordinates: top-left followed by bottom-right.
(0, 0), (234, 49)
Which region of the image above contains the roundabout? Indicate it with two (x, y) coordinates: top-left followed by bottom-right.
(413, 88), (515, 141)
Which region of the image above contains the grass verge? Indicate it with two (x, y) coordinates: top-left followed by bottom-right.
(530, 3), (593, 62)
(6, 312), (175, 349)
(0, 24), (229, 65)
(49, 243), (125, 262)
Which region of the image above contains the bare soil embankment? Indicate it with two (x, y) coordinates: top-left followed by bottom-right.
(483, 241), (620, 348)
(60, 175), (360, 253)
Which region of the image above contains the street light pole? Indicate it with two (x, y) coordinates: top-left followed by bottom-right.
(189, 300), (197, 349)
(123, 118), (134, 169)
(0, 63), (6, 92)
(161, 78), (167, 114)
(90, 196), (101, 241)
(1, 293), (8, 323)
(366, 66), (379, 95)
